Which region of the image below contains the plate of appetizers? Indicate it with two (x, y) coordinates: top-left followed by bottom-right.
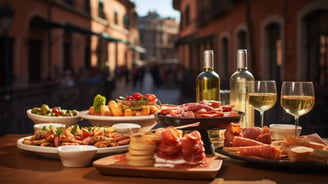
(93, 125), (224, 179)
(216, 123), (328, 170)
(16, 125), (130, 159)
(155, 101), (243, 130)
(17, 136), (129, 159)
(79, 93), (160, 128)
(215, 147), (328, 170)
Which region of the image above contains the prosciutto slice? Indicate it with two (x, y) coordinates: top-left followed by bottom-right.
(239, 145), (281, 160)
(156, 126), (182, 159)
(231, 136), (265, 147)
(181, 131), (206, 163)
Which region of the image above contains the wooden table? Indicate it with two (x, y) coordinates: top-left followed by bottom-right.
(0, 134), (327, 184)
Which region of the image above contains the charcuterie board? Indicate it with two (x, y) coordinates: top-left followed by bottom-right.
(93, 154), (222, 179)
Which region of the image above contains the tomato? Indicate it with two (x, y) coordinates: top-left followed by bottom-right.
(132, 93), (143, 100)
(125, 96), (133, 101)
(52, 107), (61, 116)
(44, 131), (55, 140)
(54, 136), (60, 147)
(145, 94), (157, 101)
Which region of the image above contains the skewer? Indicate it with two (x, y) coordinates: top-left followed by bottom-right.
(132, 122), (201, 136)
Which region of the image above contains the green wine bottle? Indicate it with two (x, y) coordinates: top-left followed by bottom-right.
(196, 50), (220, 102)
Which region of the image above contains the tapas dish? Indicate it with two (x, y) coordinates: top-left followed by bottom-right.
(155, 100), (243, 130)
(216, 122), (328, 169)
(93, 125), (223, 179)
(17, 124), (130, 158)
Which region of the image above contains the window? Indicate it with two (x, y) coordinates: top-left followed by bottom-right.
(265, 23), (281, 80)
(84, 0), (90, 13)
(64, 0), (74, 6)
(98, 0), (105, 19)
(237, 30), (247, 49)
(28, 40), (41, 83)
(114, 11), (118, 25)
(184, 6), (190, 27)
(221, 37), (229, 78)
(124, 14), (129, 29)
(305, 11), (328, 90)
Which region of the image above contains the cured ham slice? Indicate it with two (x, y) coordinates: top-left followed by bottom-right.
(239, 145), (281, 160)
(181, 131), (206, 163)
(241, 127), (262, 140)
(224, 123), (242, 146)
(231, 136), (264, 147)
(159, 100), (238, 118)
(224, 123), (273, 146)
(156, 126), (182, 159)
(155, 127), (206, 167)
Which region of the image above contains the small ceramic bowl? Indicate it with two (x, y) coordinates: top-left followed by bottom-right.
(113, 123), (141, 134)
(33, 123), (65, 131)
(269, 124), (302, 140)
(57, 145), (97, 167)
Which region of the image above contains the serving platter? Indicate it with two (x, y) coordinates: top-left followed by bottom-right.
(93, 154), (222, 180)
(17, 136), (128, 159)
(155, 111), (243, 130)
(215, 147), (328, 170)
(79, 110), (157, 131)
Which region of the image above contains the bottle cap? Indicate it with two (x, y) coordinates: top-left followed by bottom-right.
(204, 50), (214, 68)
(237, 49), (247, 69)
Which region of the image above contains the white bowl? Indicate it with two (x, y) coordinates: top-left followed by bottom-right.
(26, 109), (81, 127)
(57, 145), (97, 167)
(113, 123), (141, 134)
(269, 124), (302, 140)
(33, 123), (65, 131)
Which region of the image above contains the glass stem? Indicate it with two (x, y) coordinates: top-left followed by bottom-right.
(295, 117), (299, 137)
(260, 111), (264, 127)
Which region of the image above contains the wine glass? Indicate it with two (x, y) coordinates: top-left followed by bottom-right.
(247, 80), (277, 127)
(280, 81), (315, 137)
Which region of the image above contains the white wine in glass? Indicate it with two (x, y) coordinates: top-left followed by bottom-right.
(247, 81), (277, 127)
(280, 81), (315, 137)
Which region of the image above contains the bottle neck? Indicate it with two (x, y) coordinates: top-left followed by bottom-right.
(236, 49), (248, 70)
(203, 50), (214, 70)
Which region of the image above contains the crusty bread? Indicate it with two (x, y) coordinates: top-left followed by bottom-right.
(287, 146), (328, 163)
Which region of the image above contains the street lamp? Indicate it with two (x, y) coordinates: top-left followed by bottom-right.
(0, 3), (15, 88)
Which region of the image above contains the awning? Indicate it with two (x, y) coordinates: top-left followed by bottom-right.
(30, 16), (63, 29)
(64, 23), (99, 35)
(101, 33), (121, 42)
(130, 45), (146, 53)
(121, 40), (131, 45)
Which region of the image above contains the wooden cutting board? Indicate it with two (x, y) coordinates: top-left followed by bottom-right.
(93, 154), (222, 180)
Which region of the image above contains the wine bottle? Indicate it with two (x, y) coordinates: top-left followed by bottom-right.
(196, 50), (220, 102)
(230, 49), (254, 128)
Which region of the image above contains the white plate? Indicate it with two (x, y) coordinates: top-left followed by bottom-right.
(26, 109), (81, 126)
(17, 136), (128, 159)
(79, 110), (157, 130)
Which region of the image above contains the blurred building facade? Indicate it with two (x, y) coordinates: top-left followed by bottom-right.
(173, 0), (328, 136)
(138, 11), (179, 64)
(173, 0), (328, 90)
(0, 0), (144, 89)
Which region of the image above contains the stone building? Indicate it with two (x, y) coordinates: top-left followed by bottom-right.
(173, 0), (328, 89)
(138, 11), (179, 64)
(0, 0), (144, 89)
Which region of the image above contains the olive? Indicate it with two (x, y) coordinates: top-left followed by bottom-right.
(41, 104), (50, 115)
(71, 110), (78, 116)
(31, 107), (41, 114)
